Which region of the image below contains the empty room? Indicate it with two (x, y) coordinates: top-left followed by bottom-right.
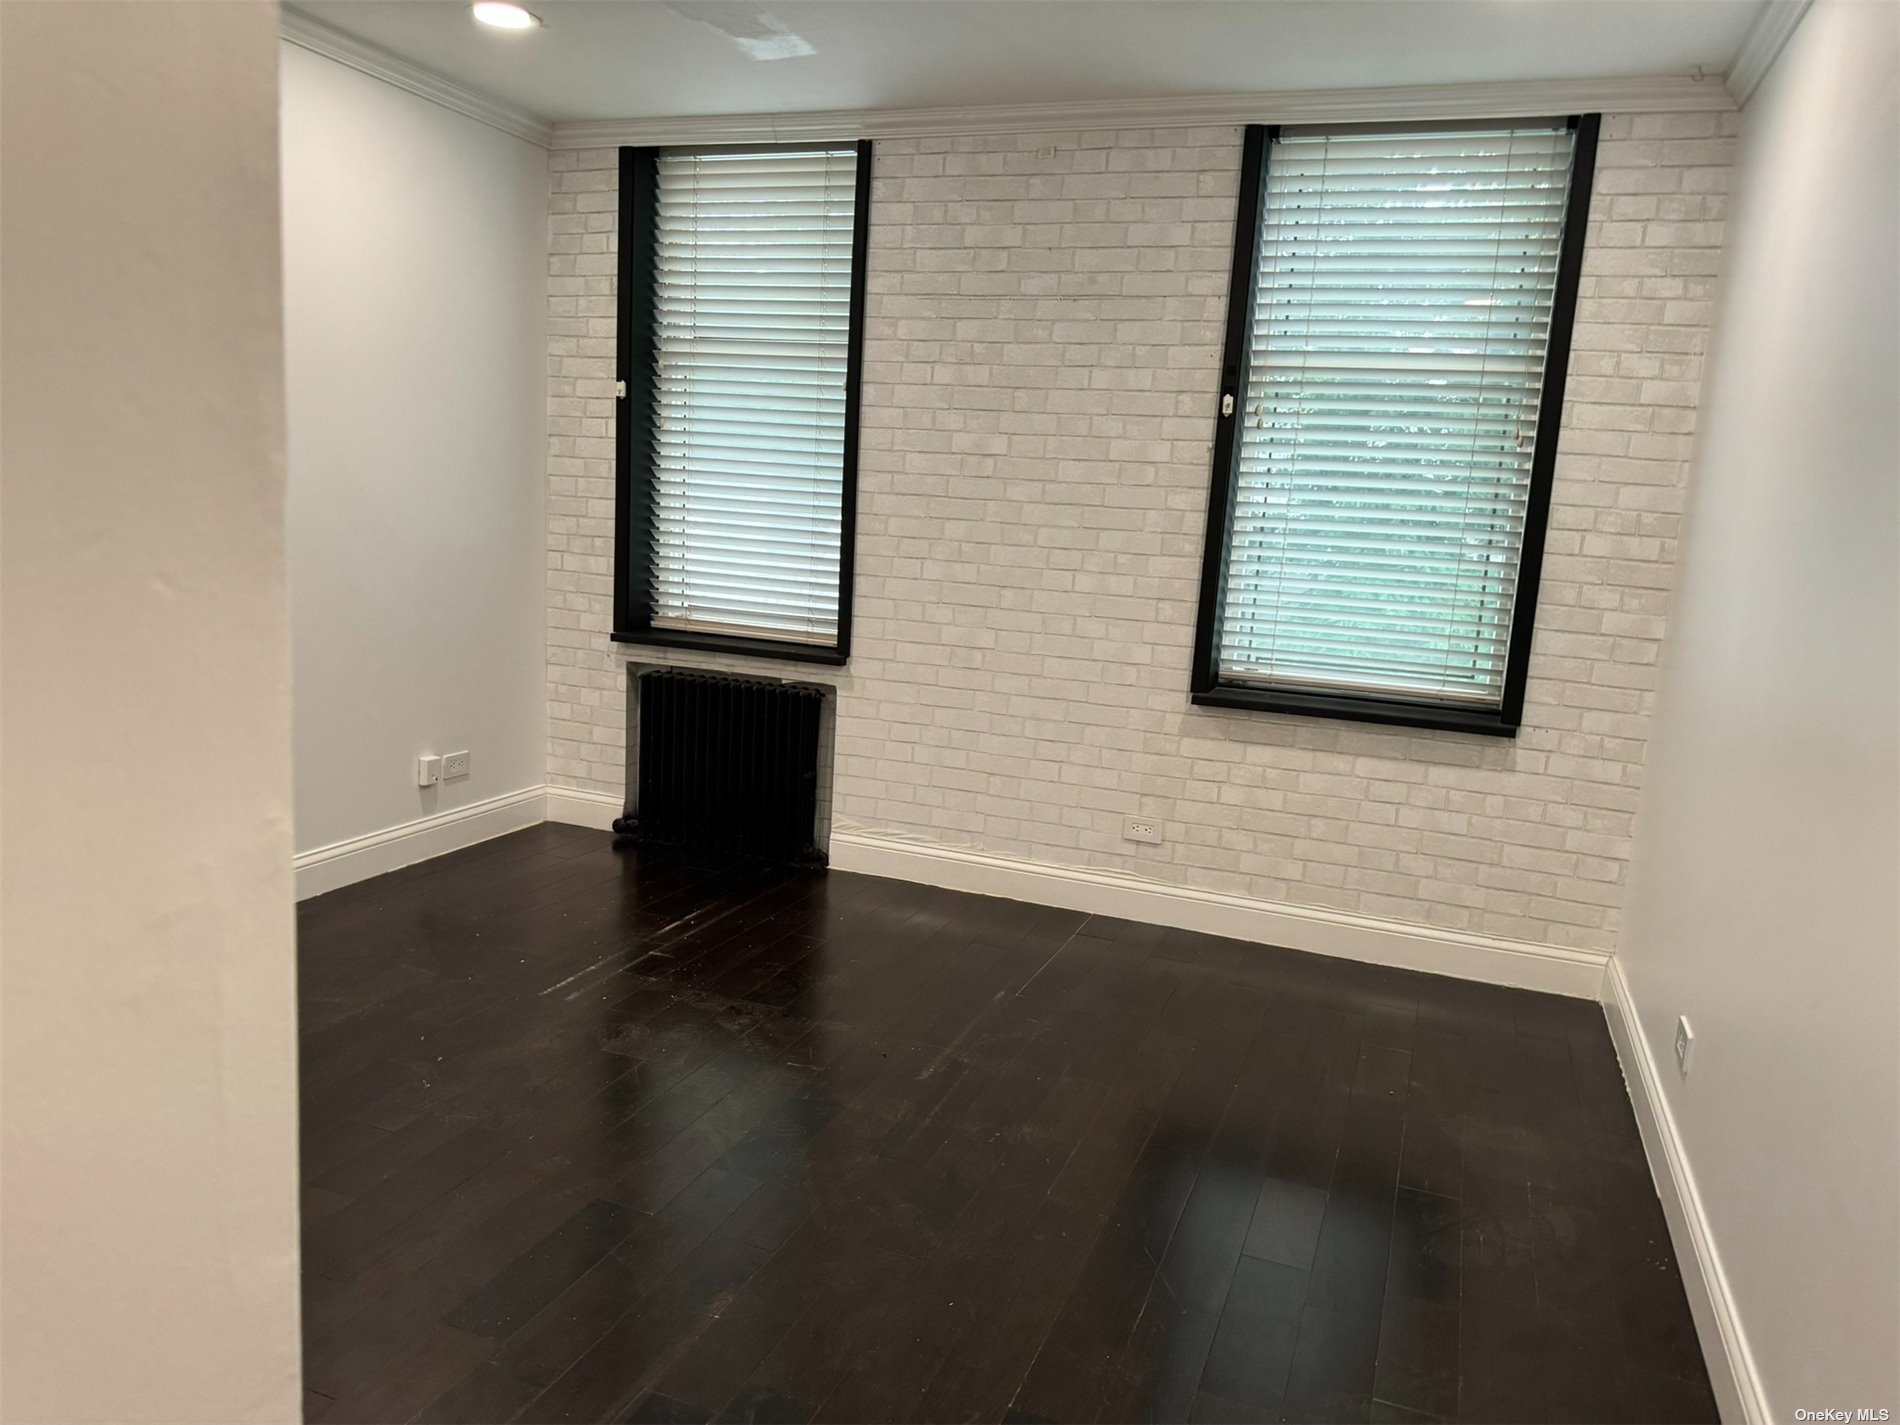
(2, 1), (1896, 1423)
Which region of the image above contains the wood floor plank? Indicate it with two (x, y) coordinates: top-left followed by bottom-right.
(299, 835), (1714, 1424)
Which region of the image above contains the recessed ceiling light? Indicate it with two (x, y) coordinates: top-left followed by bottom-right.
(472, 1), (540, 30)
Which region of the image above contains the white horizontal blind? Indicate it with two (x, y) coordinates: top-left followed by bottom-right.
(1220, 123), (1577, 707)
(651, 146), (857, 644)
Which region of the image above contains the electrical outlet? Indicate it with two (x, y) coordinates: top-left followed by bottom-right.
(1123, 816), (1162, 846)
(417, 754), (442, 787)
(441, 750), (470, 781)
(1674, 1016), (1695, 1076)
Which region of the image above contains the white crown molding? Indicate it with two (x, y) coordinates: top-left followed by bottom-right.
(1725, 0), (1813, 106)
(829, 827), (1610, 999)
(274, 11), (1731, 153)
(550, 74), (1732, 150)
(280, 6), (554, 147)
(293, 785), (548, 899)
(1601, 960), (1770, 1425)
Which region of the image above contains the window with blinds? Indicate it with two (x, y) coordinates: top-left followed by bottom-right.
(1193, 118), (1597, 734)
(614, 142), (869, 664)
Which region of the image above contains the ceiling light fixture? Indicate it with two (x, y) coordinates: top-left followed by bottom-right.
(472, 1), (540, 30)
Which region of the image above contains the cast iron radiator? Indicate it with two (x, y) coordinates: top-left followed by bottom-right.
(613, 669), (827, 865)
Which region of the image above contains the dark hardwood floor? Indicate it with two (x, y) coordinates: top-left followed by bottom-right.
(299, 822), (1715, 1425)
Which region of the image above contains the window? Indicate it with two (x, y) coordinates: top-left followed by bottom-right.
(613, 142), (870, 665)
(1192, 117), (1599, 735)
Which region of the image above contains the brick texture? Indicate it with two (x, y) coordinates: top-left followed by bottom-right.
(546, 111), (1736, 953)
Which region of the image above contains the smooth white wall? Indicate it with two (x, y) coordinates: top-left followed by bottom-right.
(1619, 0), (1900, 1411)
(0, 2), (303, 1419)
(282, 42), (548, 858)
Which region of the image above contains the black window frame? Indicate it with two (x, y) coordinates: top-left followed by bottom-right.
(1189, 115), (1601, 737)
(612, 139), (872, 668)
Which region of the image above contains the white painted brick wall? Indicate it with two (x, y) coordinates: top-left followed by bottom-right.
(546, 111), (1736, 953)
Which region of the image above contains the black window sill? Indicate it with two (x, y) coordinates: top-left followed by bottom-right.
(1191, 682), (1519, 737)
(612, 626), (849, 668)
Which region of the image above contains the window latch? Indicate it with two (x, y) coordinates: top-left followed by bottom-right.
(1221, 392), (1235, 418)
(615, 379), (627, 399)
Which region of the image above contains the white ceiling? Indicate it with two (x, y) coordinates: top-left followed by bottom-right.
(290, 0), (1769, 125)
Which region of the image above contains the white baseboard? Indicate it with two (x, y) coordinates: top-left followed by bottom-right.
(296, 794), (1751, 1418)
(828, 829), (1609, 999)
(1602, 959), (1767, 1425)
(293, 786), (547, 899)
(544, 785), (624, 831)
